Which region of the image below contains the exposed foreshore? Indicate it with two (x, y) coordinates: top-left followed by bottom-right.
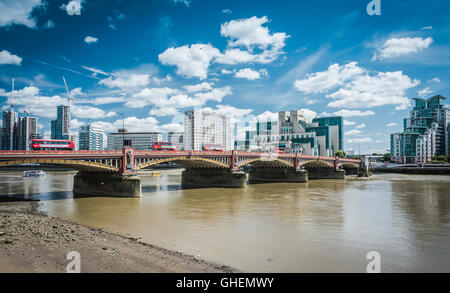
(0, 200), (236, 273)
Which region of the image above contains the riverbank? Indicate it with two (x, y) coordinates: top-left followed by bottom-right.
(372, 167), (450, 175)
(0, 200), (236, 273)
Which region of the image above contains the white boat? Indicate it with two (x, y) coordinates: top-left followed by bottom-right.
(23, 170), (46, 177)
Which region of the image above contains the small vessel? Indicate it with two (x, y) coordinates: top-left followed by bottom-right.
(23, 170), (46, 177)
(151, 171), (161, 176)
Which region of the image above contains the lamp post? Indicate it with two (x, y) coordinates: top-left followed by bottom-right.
(120, 113), (125, 150)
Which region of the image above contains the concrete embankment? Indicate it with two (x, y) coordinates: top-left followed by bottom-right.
(372, 167), (450, 175)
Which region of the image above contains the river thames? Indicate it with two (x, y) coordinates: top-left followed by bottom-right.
(1, 170), (449, 272)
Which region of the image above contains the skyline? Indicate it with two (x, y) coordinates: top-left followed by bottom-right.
(1, 0), (450, 154)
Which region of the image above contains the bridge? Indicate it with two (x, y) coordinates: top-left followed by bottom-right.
(0, 148), (367, 197)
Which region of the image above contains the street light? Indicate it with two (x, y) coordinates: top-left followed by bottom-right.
(120, 113), (125, 150)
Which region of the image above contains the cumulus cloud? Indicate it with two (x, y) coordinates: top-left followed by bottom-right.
(344, 120), (356, 126)
(234, 68), (262, 80)
(84, 36), (98, 44)
(386, 122), (398, 127)
(183, 82), (213, 93)
(372, 37), (433, 61)
(332, 109), (375, 118)
(345, 129), (361, 136)
(0, 50), (22, 65)
(355, 123), (366, 129)
(158, 44), (221, 80)
(159, 16), (288, 79)
(0, 86), (116, 119)
(99, 74), (150, 89)
(0, 0), (42, 28)
(418, 87), (433, 97)
(295, 62), (419, 110)
(294, 62), (365, 94)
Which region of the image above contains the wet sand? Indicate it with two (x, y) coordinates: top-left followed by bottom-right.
(0, 200), (236, 273)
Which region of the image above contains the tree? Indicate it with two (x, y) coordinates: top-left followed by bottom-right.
(335, 150), (346, 158)
(431, 155), (447, 164)
(382, 153), (391, 162)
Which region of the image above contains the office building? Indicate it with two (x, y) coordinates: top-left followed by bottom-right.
(51, 105), (70, 140)
(107, 129), (162, 150)
(17, 116), (39, 150)
(79, 124), (105, 151)
(1, 106), (18, 150)
(184, 109), (232, 151)
(391, 95), (449, 163)
(168, 132), (184, 150)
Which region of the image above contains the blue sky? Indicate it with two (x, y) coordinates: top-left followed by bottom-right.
(0, 0), (449, 153)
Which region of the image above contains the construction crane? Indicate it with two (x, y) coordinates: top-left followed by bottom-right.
(62, 76), (74, 135)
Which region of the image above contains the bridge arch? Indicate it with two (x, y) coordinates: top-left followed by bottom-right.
(299, 160), (334, 169)
(238, 157), (294, 168)
(339, 162), (360, 169)
(0, 159), (119, 172)
(135, 156), (229, 169)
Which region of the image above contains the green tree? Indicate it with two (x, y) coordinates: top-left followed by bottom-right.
(335, 150), (346, 158)
(431, 155), (447, 164)
(382, 153), (391, 162)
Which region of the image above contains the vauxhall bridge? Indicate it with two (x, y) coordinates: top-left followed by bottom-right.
(0, 149), (367, 197)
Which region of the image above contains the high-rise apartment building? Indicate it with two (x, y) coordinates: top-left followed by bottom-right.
(51, 105), (70, 140)
(184, 109), (232, 151)
(391, 95), (449, 163)
(1, 106), (18, 150)
(79, 124), (104, 151)
(17, 116), (39, 150)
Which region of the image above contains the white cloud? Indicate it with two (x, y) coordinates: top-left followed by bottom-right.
(221, 69), (233, 75)
(299, 108), (318, 123)
(345, 129), (361, 136)
(0, 0), (42, 28)
(332, 109), (375, 118)
(294, 62), (365, 94)
(183, 82), (213, 93)
(421, 26), (432, 30)
(418, 87), (433, 97)
(386, 122), (397, 127)
(158, 44), (221, 80)
(373, 37), (433, 61)
(149, 107), (180, 117)
(234, 68), (261, 80)
(84, 36), (98, 44)
(253, 111), (278, 122)
(355, 123), (366, 129)
(215, 48), (257, 65)
(76, 96), (125, 105)
(0, 50), (22, 65)
(347, 137), (373, 144)
(222, 9), (232, 14)
(344, 120), (356, 126)
(92, 116), (183, 134)
(430, 77), (440, 83)
(99, 74), (150, 89)
(0, 86), (116, 119)
(326, 70), (419, 110)
(220, 16), (288, 50)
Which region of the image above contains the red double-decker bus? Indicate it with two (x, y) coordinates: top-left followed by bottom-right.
(203, 144), (223, 152)
(152, 141), (177, 151)
(31, 139), (75, 151)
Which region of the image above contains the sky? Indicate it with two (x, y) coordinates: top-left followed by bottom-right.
(0, 0), (449, 154)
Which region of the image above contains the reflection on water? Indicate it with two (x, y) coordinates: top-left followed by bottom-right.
(1, 170), (449, 272)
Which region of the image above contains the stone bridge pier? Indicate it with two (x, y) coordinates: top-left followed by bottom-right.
(181, 168), (248, 188)
(248, 167), (308, 184)
(73, 171), (142, 198)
